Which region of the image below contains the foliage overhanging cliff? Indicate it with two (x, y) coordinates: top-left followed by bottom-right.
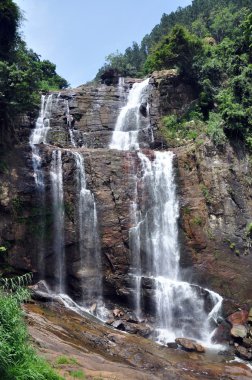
(0, 0), (68, 146)
(96, 0), (252, 147)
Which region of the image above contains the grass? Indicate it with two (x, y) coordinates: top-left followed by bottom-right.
(246, 222), (252, 237)
(192, 216), (203, 226)
(68, 370), (86, 379)
(200, 184), (212, 203)
(0, 285), (63, 380)
(56, 356), (78, 365)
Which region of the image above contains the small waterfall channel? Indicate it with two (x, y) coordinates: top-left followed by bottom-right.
(30, 93), (102, 313)
(110, 78), (223, 346)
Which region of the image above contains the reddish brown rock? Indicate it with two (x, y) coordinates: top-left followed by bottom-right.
(228, 310), (249, 326)
(175, 338), (205, 353)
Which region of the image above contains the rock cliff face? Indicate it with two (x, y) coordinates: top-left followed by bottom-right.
(1, 71), (252, 318)
(176, 141), (252, 311)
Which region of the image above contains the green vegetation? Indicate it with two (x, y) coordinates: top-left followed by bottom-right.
(56, 356), (78, 365)
(200, 184), (212, 203)
(144, 25), (203, 82)
(0, 275), (63, 380)
(246, 222), (252, 236)
(192, 216), (203, 226)
(0, 0), (68, 146)
(229, 242), (236, 250)
(96, 0), (252, 148)
(68, 370), (86, 379)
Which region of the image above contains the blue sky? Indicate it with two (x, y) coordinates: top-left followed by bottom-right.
(15, 0), (192, 87)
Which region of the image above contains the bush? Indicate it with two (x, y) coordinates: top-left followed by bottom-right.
(0, 286), (63, 380)
(206, 112), (227, 146)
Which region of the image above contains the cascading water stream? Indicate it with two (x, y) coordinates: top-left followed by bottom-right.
(118, 77), (125, 100)
(30, 93), (104, 317)
(29, 94), (53, 278)
(110, 78), (223, 346)
(65, 99), (76, 147)
(73, 152), (102, 305)
(110, 78), (149, 151)
(30, 94), (53, 189)
(50, 149), (65, 293)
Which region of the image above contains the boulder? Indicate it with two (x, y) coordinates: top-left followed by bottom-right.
(125, 312), (139, 324)
(248, 308), (252, 323)
(105, 319), (114, 326)
(227, 310), (248, 326)
(235, 345), (252, 361)
(212, 320), (231, 344)
(175, 338), (205, 353)
(112, 320), (125, 330)
(29, 281), (53, 302)
(90, 303), (97, 314)
(134, 324), (153, 338)
(243, 337), (252, 349)
(231, 324), (247, 338)
(167, 342), (179, 349)
(111, 319), (152, 338)
(113, 308), (124, 318)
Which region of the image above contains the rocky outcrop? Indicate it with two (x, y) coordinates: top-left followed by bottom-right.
(175, 140), (252, 308)
(149, 69), (198, 141)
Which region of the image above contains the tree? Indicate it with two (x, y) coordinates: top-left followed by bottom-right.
(144, 25), (203, 82)
(0, 0), (21, 60)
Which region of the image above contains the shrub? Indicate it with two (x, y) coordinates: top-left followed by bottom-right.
(69, 370), (86, 379)
(0, 282), (63, 380)
(56, 356), (78, 365)
(206, 112), (226, 146)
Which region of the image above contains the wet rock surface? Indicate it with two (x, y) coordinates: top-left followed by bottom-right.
(24, 301), (252, 380)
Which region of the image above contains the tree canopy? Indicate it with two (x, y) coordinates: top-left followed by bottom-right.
(0, 0), (69, 145)
(96, 0), (252, 146)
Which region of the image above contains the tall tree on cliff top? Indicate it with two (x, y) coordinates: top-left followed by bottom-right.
(0, 0), (20, 60)
(0, 0), (68, 146)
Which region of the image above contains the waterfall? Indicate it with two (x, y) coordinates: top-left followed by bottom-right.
(30, 94), (53, 189)
(110, 78), (149, 151)
(65, 99), (76, 147)
(110, 77), (223, 345)
(30, 94), (103, 315)
(29, 95), (53, 278)
(118, 77), (125, 100)
(73, 152), (102, 306)
(50, 149), (65, 293)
